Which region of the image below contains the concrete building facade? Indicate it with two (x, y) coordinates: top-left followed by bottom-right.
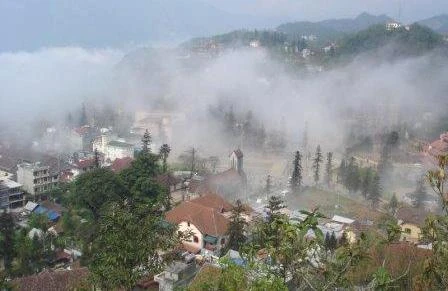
(0, 178), (25, 209)
(17, 162), (58, 196)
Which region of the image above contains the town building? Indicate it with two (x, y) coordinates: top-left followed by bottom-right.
(423, 132), (448, 164)
(93, 134), (134, 162)
(69, 125), (98, 151)
(154, 261), (198, 291)
(17, 161), (59, 196)
(165, 193), (234, 255)
(0, 178), (25, 209)
(396, 207), (428, 244)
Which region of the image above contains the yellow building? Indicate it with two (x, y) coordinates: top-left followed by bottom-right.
(396, 207), (427, 244)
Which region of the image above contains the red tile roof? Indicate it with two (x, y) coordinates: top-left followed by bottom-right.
(110, 157), (133, 173)
(11, 268), (89, 291)
(73, 126), (91, 136)
(74, 158), (96, 169)
(165, 194), (232, 236)
(396, 207), (429, 226)
(190, 192), (233, 212)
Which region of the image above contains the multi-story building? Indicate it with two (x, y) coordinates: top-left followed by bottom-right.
(0, 178), (25, 209)
(17, 162), (59, 196)
(93, 134), (134, 162)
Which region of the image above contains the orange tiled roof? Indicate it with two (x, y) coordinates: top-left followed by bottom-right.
(165, 194), (232, 236)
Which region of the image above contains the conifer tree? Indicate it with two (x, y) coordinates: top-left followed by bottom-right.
(413, 176), (427, 209)
(361, 168), (372, 200)
(312, 145), (323, 185)
(325, 152), (333, 187)
(142, 129), (152, 153)
(329, 231), (337, 251)
(226, 200), (248, 251)
(79, 103), (88, 126)
(368, 173), (382, 209)
(267, 195), (285, 222)
(389, 193), (398, 215)
(291, 151), (302, 192)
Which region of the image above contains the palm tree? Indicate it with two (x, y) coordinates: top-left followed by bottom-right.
(159, 144), (171, 172)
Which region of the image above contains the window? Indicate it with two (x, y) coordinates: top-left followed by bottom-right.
(187, 221), (190, 227)
(221, 238), (225, 245)
(193, 236), (199, 243)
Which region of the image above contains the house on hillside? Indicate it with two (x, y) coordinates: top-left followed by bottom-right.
(396, 207), (428, 244)
(165, 193), (234, 255)
(423, 132), (448, 165)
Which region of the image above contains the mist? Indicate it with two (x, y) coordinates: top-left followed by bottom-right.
(1, 44), (447, 161)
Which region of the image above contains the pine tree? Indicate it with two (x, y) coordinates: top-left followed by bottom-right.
(324, 232), (331, 251)
(159, 144), (171, 173)
(329, 231), (337, 251)
(368, 173), (382, 209)
(413, 176), (427, 209)
(266, 195), (285, 222)
(346, 157), (361, 194)
(389, 193), (398, 215)
(325, 152), (333, 187)
(79, 103), (88, 126)
(141, 129), (152, 153)
(361, 168), (372, 200)
(226, 200), (248, 251)
(312, 145), (323, 185)
(338, 159), (347, 184)
(291, 151), (302, 192)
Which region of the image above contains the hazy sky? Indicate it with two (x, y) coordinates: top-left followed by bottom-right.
(205, 0), (448, 22)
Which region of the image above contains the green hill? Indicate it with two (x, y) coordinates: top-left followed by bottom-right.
(182, 30), (288, 49)
(418, 14), (448, 35)
(337, 23), (445, 58)
(277, 13), (393, 46)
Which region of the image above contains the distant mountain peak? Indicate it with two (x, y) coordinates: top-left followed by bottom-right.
(419, 14), (448, 34)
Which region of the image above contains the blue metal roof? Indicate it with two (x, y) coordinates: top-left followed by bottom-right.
(47, 210), (60, 221)
(33, 205), (48, 214)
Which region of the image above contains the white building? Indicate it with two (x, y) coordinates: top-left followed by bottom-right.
(17, 162), (58, 196)
(93, 135), (134, 162)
